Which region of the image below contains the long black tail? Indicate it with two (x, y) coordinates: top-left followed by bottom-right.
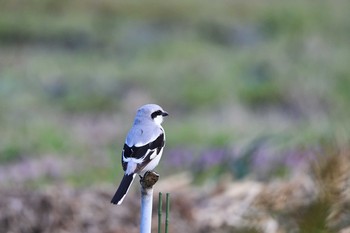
(111, 174), (136, 205)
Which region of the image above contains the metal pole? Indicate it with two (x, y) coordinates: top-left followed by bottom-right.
(165, 193), (170, 233)
(158, 192), (163, 233)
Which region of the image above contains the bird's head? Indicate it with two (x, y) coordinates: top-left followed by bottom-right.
(135, 104), (168, 126)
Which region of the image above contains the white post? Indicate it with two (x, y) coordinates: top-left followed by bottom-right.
(140, 186), (153, 233)
(140, 171), (159, 233)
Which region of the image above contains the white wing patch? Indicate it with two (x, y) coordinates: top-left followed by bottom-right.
(123, 149), (154, 175)
(150, 149), (158, 160)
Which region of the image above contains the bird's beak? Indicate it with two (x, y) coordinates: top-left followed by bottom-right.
(162, 111), (169, 117)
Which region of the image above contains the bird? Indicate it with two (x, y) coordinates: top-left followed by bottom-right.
(111, 104), (168, 205)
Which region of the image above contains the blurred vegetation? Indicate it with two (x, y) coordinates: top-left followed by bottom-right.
(0, 0), (350, 187)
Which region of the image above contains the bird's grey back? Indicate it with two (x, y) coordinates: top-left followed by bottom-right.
(126, 122), (164, 147)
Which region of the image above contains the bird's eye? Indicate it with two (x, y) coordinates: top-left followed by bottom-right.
(151, 110), (162, 119)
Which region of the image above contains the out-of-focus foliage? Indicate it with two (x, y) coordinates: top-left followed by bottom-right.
(0, 0), (349, 184)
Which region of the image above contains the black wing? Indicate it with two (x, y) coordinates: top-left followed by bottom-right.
(122, 133), (165, 172)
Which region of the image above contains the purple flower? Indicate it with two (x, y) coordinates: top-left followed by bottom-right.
(197, 148), (228, 169)
(284, 147), (318, 171)
(163, 148), (195, 169)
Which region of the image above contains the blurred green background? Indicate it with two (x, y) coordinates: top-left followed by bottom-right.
(0, 0), (349, 187)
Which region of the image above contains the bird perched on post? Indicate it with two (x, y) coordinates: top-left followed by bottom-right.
(111, 104), (168, 205)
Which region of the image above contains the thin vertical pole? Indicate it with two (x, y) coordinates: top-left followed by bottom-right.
(158, 192), (163, 233)
(140, 187), (153, 233)
(165, 193), (170, 233)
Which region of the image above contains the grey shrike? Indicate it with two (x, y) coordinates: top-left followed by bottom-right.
(111, 104), (168, 205)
